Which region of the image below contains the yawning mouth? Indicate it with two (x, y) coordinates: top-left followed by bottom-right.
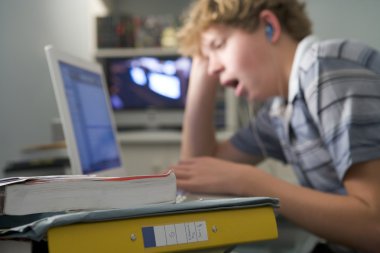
(222, 79), (247, 97)
(222, 79), (239, 89)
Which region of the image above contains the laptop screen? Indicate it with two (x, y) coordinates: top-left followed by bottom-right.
(59, 61), (122, 174)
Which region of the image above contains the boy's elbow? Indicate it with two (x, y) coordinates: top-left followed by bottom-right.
(369, 222), (380, 252)
(358, 219), (380, 253)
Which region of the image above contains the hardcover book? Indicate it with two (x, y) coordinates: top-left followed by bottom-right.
(0, 171), (176, 215)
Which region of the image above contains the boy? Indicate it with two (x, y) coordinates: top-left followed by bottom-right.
(171, 0), (380, 252)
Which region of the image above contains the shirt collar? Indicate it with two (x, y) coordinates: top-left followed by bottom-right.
(288, 35), (319, 103)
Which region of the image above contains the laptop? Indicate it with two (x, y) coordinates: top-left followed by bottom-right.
(45, 45), (127, 177)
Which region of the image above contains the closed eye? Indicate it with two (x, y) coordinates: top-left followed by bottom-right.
(210, 39), (225, 50)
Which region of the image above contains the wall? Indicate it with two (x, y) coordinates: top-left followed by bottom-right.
(0, 0), (104, 176)
(0, 0), (380, 177)
(306, 0), (380, 50)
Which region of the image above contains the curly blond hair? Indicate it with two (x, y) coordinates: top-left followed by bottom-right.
(177, 0), (312, 56)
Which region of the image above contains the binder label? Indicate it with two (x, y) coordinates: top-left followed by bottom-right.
(142, 221), (208, 248)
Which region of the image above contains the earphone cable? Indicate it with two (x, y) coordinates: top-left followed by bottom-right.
(245, 101), (268, 159)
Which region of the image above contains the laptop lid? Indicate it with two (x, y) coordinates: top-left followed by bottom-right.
(45, 45), (127, 176)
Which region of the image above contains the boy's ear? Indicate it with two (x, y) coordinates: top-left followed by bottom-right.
(259, 10), (281, 43)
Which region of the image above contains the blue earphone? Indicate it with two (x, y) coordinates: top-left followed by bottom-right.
(265, 24), (274, 40)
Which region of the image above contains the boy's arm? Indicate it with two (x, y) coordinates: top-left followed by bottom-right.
(180, 56), (219, 159)
(174, 157), (380, 252)
(235, 159), (380, 252)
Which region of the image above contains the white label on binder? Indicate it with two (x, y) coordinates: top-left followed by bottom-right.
(195, 221), (208, 241)
(185, 222), (197, 243)
(175, 223), (188, 244)
(153, 226), (166, 246)
(142, 221), (208, 248)
(165, 224), (178, 245)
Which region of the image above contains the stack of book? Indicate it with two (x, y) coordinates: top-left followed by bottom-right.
(0, 171), (178, 253)
(0, 172), (280, 253)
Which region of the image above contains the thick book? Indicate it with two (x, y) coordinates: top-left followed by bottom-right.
(0, 172), (176, 215)
(0, 197), (279, 253)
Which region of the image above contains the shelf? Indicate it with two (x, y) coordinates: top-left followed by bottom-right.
(95, 47), (179, 58)
(117, 130), (234, 144)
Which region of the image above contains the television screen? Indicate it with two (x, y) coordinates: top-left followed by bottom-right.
(105, 55), (192, 110)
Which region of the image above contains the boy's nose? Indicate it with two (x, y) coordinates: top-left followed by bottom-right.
(207, 57), (223, 76)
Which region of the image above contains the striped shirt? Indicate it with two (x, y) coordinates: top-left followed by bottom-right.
(231, 37), (380, 194)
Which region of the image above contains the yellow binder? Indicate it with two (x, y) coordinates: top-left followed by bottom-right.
(48, 205), (277, 253)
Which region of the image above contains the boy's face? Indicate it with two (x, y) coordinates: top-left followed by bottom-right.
(201, 24), (282, 101)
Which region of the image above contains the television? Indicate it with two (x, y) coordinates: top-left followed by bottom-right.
(101, 53), (236, 131)
(102, 55), (191, 130)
